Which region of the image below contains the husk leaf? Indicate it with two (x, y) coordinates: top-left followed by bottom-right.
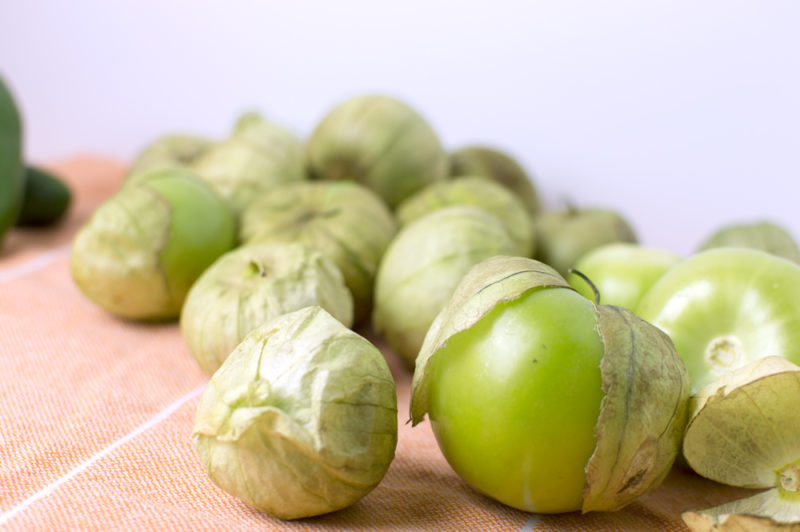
(180, 242), (353, 375)
(410, 255), (569, 424)
(683, 357), (800, 489)
(193, 306), (397, 520)
(582, 305), (690, 512)
(683, 488), (800, 531)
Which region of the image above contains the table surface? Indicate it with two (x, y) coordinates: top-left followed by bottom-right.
(0, 157), (756, 531)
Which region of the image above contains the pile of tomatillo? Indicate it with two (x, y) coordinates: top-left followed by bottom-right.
(69, 93), (800, 529)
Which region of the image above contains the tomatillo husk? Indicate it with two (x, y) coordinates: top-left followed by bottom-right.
(448, 145), (541, 217)
(682, 357), (800, 531)
(180, 242), (354, 375)
(306, 94), (448, 208)
(534, 207), (638, 277)
(373, 206), (525, 368)
(395, 176), (535, 256)
(411, 255), (690, 513)
(239, 180), (396, 324)
(698, 220), (800, 263)
(127, 134), (214, 179)
(70, 168), (236, 320)
(192, 114), (305, 216)
(193, 306), (397, 520)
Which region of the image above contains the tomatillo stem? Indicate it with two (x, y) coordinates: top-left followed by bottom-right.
(568, 268), (601, 305)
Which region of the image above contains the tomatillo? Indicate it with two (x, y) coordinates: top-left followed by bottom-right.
(411, 256), (689, 514)
(636, 248), (800, 393)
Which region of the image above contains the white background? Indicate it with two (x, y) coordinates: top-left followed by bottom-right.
(2, 0), (798, 255)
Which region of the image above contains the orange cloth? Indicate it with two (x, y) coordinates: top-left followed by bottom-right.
(0, 157), (755, 531)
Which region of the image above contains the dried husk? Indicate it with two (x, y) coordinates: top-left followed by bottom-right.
(683, 357), (800, 489)
(306, 94), (448, 208)
(180, 242), (354, 375)
(127, 134), (214, 179)
(395, 176), (535, 256)
(240, 181), (396, 323)
(448, 145), (541, 217)
(411, 255), (690, 512)
(70, 169), (236, 320)
(698, 221), (800, 263)
(373, 206), (519, 367)
(193, 306), (397, 520)
(683, 489), (800, 531)
(188, 113), (305, 216)
(534, 207), (638, 276)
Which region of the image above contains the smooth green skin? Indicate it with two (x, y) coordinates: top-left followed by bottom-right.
(16, 166), (72, 226)
(0, 75), (25, 247)
(636, 248), (800, 393)
(567, 243), (681, 309)
(145, 175), (237, 304)
(427, 287), (604, 513)
(534, 208), (637, 277)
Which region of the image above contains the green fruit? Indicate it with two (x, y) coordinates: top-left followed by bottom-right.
(0, 76), (25, 246)
(127, 134), (214, 179)
(71, 169), (236, 320)
(15, 166), (72, 226)
(306, 94), (448, 208)
(396, 176), (536, 256)
(697, 220), (800, 263)
(448, 145), (541, 217)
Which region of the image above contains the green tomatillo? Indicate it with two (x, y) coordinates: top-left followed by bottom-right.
(567, 243), (681, 309)
(697, 219), (800, 264)
(411, 255), (689, 514)
(636, 248), (800, 393)
(71, 168), (236, 320)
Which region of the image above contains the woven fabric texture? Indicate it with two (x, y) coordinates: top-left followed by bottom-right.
(0, 158), (755, 531)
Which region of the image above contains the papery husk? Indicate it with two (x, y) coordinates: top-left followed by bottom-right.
(395, 176), (535, 256)
(127, 134), (214, 179)
(448, 145), (541, 217)
(306, 94), (448, 208)
(683, 357), (800, 489)
(582, 305), (690, 512)
(240, 180), (396, 323)
(192, 306), (397, 520)
(410, 256), (690, 512)
(698, 221), (800, 264)
(192, 126), (306, 215)
(373, 206), (519, 367)
(683, 489), (800, 531)
(180, 242), (354, 375)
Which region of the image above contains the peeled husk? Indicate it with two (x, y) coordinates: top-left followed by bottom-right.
(192, 113), (306, 215)
(70, 169), (235, 320)
(373, 206), (520, 367)
(395, 175), (535, 256)
(681, 358), (800, 531)
(306, 94), (448, 208)
(534, 207), (638, 276)
(448, 145), (541, 217)
(240, 180), (396, 323)
(193, 306), (397, 520)
(698, 220), (800, 263)
(127, 134), (214, 179)
(411, 255), (690, 512)
(180, 242), (354, 375)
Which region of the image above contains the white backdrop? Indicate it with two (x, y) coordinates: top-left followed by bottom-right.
(2, 0), (799, 254)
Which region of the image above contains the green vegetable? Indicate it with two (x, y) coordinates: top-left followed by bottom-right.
(411, 256), (689, 513)
(697, 220), (800, 263)
(193, 306), (397, 520)
(15, 166), (72, 226)
(636, 248), (800, 393)
(0, 75), (25, 246)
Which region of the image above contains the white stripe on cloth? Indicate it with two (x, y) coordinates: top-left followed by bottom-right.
(521, 513), (542, 532)
(0, 244), (72, 284)
(0, 385), (205, 526)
